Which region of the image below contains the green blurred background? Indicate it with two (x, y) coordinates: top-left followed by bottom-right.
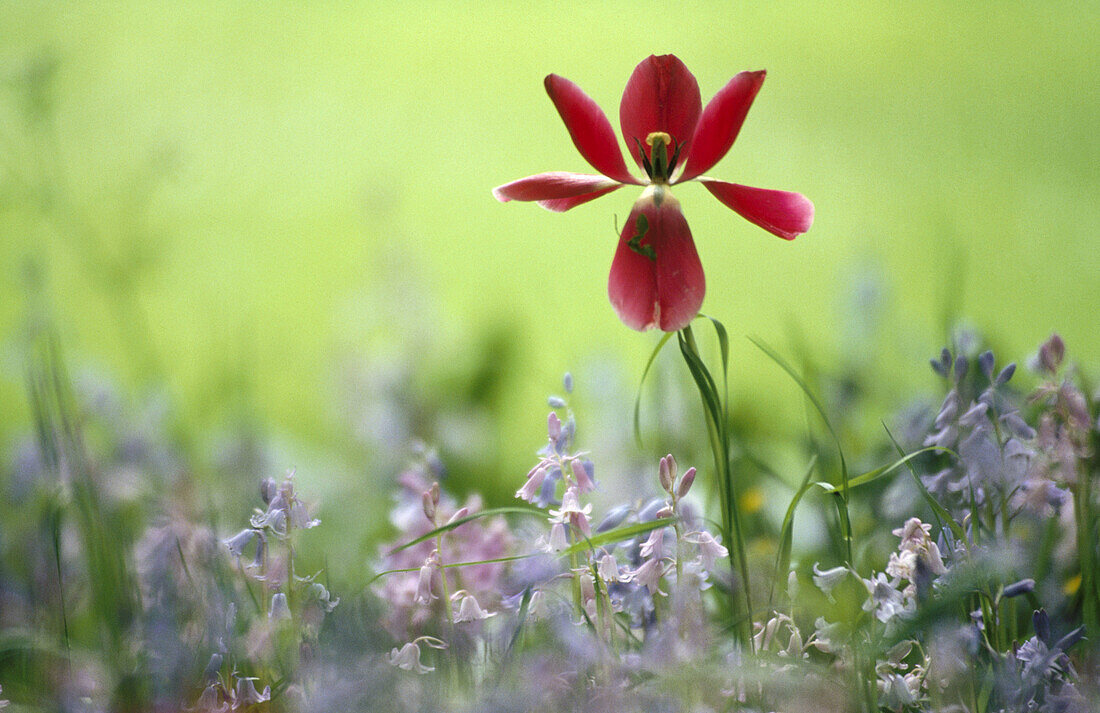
(1, 2), (1097, 555)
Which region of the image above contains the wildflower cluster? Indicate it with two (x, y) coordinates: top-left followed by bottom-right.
(202, 472), (338, 711)
(362, 338), (1098, 712)
(371, 377), (743, 709)
(373, 447), (512, 671)
(923, 347), (1033, 509)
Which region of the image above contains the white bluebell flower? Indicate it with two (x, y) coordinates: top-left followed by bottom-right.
(812, 563), (850, 599)
(268, 592), (291, 621)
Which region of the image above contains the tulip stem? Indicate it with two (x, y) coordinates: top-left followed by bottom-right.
(678, 323), (753, 648)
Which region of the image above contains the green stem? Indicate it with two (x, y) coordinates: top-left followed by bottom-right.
(436, 534), (456, 642)
(679, 325), (753, 647)
(1074, 466), (1098, 637)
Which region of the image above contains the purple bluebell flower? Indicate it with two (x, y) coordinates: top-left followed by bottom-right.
(1002, 578), (1036, 598)
(595, 503), (632, 533)
(223, 529), (256, 558)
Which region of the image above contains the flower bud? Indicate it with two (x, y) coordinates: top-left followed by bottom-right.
(1033, 609), (1051, 643)
(547, 412), (562, 441)
(561, 416), (576, 445)
(658, 454), (675, 494)
(260, 478), (277, 505)
(571, 459), (596, 493)
(1001, 413), (1036, 440)
(676, 467), (697, 499)
(422, 490), (436, 523)
(995, 362), (1016, 385)
(203, 653), (223, 683)
(930, 347), (952, 377)
(1001, 578), (1035, 598)
(954, 355), (969, 382)
(547, 396), (566, 408)
(563, 372), (574, 393)
(787, 570), (799, 600)
(249, 533), (266, 570)
(978, 350), (995, 379)
(637, 498), (664, 522)
(1055, 625), (1086, 652)
(1038, 334), (1065, 374)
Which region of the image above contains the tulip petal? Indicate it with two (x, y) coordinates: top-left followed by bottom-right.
(544, 74), (639, 185)
(608, 189), (704, 332)
(701, 179), (814, 240)
(492, 172), (623, 213)
(619, 55), (702, 171)
(537, 185), (623, 212)
(678, 70), (766, 182)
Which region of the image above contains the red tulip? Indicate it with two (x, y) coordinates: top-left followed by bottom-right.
(494, 55), (813, 332)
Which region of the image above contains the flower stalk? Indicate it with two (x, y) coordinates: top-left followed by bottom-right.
(677, 322), (752, 646)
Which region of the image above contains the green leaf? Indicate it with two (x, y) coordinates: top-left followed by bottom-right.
(633, 331), (675, 445)
(748, 335), (848, 497)
(813, 447), (951, 493)
(557, 518), (674, 559)
(749, 335), (852, 563)
(883, 424), (968, 546)
(770, 455), (818, 606)
(505, 587), (533, 657)
(373, 519), (675, 587)
(386, 506), (544, 553)
(367, 553), (536, 587)
(677, 330), (724, 442)
(699, 313), (731, 416)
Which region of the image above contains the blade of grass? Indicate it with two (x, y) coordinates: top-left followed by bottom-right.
(633, 331), (675, 445)
(883, 424), (968, 546)
(814, 447), (952, 493)
(48, 496), (72, 672)
(505, 587), (533, 657)
(698, 313), (731, 422)
(748, 335), (848, 496)
(367, 553), (537, 587)
(559, 517), (673, 559)
(749, 335), (852, 564)
(387, 507), (544, 553)
(769, 455), (817, 606)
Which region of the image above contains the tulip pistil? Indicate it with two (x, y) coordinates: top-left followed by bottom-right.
(635, 132), (683, 184)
